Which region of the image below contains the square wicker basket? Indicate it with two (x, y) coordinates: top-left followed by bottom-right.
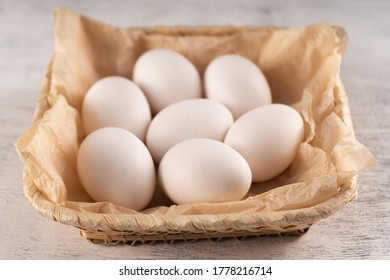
(15, 8), (375, 245)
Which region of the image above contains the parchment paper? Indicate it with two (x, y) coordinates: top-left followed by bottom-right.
(16, 8), (376, 216)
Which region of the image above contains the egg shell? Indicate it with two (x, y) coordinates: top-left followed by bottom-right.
(204, 54), (272, 119)
(133, 48), (202, 115)
(158, 138), (252, 205)
(77, 127), (156, 211)
(224, 103), (304, 182)
(146, 98), (234, 164)
(82, 76), (151, 141)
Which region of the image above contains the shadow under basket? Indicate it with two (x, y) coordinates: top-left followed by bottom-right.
(81, 228), (311, 245)
(16, 8), (375, 245)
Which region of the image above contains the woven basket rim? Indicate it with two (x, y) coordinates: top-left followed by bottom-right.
(22, 165), (358, 233)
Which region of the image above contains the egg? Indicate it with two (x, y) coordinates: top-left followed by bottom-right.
(224, 104), (304, 182)
(158, 138), (252, 205)
(82, 76), (151, 141)
(133, 48), (202, 115)
(77, 127), (156, 211)
(146, 98), (234, 164)
(204, 54), (272, 119)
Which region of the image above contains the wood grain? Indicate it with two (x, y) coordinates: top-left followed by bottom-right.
(1, 0), (389, 259)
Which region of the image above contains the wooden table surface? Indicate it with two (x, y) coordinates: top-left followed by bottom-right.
(1, 0), (389, 259)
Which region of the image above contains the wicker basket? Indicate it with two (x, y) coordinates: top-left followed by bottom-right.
(15, 8), (375, 245)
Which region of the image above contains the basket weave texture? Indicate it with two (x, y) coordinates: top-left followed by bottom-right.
(15, 8), (376, 244)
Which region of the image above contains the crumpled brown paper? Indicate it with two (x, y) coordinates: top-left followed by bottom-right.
(16, 8), (376, 217)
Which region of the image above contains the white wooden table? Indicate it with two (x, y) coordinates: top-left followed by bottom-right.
(1, 0), (389, 259)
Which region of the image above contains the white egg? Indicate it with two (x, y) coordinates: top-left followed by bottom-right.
(224, 104), (304, 182)
(158, 138), (252, 205)
(82, 76), (151, 141)
(133, 48), (202, 115)
(146, 98), (234, 164)
(77, 127), (156, 211)
(204, 54), (272, 119)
